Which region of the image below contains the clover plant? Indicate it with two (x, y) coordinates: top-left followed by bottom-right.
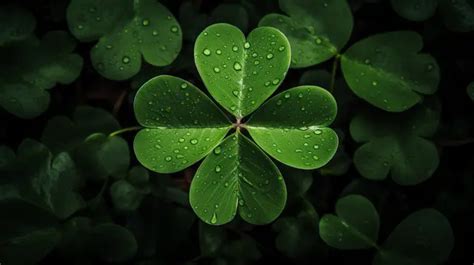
(133, 23), (339, 225)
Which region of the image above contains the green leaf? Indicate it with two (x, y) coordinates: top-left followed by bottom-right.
(279, 164), (313, 201)
(319, 195), (379, 249)
(341, 31), (439, 112)
(390, 0), (437, 21)
(67, 0), (181, 80)
(133, 75), (231, 173)
(373, 209), (454, 265)
(259, 0), (353, 68)
(350, 102), (440, 185)
(273, 200), (322, 258)
(199, 222), (227, 257)
(247, 86), (338, 169)
(89, 223), (138, 263)
(110, 179), (146, 211)
(0, 31), (83, 118)
(194, 23), (291, 117)
(0, 4), (36, 45)
(467, 82), (474, 101)
(41, 106), (120, 153)
(1, 139), (84, 219)
(0, 145), (15, 169)
(189, 132), (287, 225)
(127, 165), (150, 186)
(0, 198), (60, 265)
(75, 133), (130, 180)
(439, 0), (474, 32)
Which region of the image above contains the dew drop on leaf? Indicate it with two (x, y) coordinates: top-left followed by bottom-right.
(170, 26), (178, 33)
(266, 53), (274, 59)
(233, 62), (242, 71)
(215, 165), (222, 173)
(314, 129), (322, 135)
(213, 67), (220, 73)
(122, 56), (130, 64)
(244, 42), (250, 49)
(142, 19), (150, 26)
(214, 146), (221, 155)
(210, 213), (217, 224)
(203, 48), (211, 56)
(165, 156), (172, 161)
(232, 45), (239, 52)
(190, 139), (198, 145)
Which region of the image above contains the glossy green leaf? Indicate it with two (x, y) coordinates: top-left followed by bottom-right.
(67, 0), (182, 80)
(41, 106), (120, 153)
(439, 0), (474, 32)
(373, 209), (454, 265)
(1, 139), (84, 219)
(194, 23), (291, 117)
(89, 223), (138, 263)
(0, 31), (83, 118)
(341, 31), (439, 112)
(189, 132), (287, 225)
(75, 133), (130, 180)
(247, 86), (338, 169)
(259, 0), (353, 67)
(467, 82), (474, 101)
(350, 102), (440, 185)
(0, 4), (35, 45)
(319, 195), (379, 249)
(390, 0), (437, 21)
(133, 75), (231, 173)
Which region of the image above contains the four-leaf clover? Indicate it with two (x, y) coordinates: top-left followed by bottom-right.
(133, 24), (339, 225)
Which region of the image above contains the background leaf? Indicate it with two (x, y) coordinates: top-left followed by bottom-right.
(319, 195), (379, 249)
(67, 0), (182, 80)
(259, 0), (353, 67)
(0, 4), (35, 45)
(341, 31), (439, 112)
(390, 0), (437, 21)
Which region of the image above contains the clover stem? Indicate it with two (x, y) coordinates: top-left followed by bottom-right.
(109, 126), (142, 137)
(329, 54), (341, 94)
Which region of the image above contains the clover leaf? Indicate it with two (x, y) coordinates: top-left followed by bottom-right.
(194, 23), (291, 117)
(439, 0), (474, 32)
(0, 139), (84, 219)
(320, 195), (454, 265)
(341, 31), (439, 112)
(259, 0), (353, 68)
(390, 0), (438, 21)
(350, 102), (440, 185)
(0, 4), (35, 46)
(133, 24), (339, 225)
(319, 195), (379, 249)
(67, 0), (182, 80)
(0, 31), (83, 118)
(468, 82), (474, 101)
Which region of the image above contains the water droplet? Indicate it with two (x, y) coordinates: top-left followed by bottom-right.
(203, 48), (211, 56)
(314, 129), (322, 135)
(364, 59), (371, 64)
(244, 42), (250, 49)
(372, 81), (378, 86)
(313, 144), (319, 149)
(224, 182), (229, 187)
(323, 2), (328, 7)
(155, 144), (161, 149)
(304, 134), (311, 138)
(239, 199), (245, 206)
(142, 19), (150, 26)
(315, 38), (322, 44)
(122, 56), (130, 64)
(216, 49), (222, 55)
(276, 100), (282, 106)
(213, 67), (220, 73)
(214, 146), (221, 155)
(295, 149), (302, 153)
(165, 156), (172, 161)
(180, 83), (188, 89)
(254, 60), (260, 65)
(232, 90), (240, 97)
(272, 78), (280, 85)
(152, 30), (158, 36)
(232, 45), (239, 52)
(313, 155), (320, 160)
(277, 149), (282, 153)
(426, 63), (434, 71)
(210, 213), (217, 224)
(77, 25), (84, 30)
(278, 46), (285, 51)
(298, 93), (303, 98)
(178, 138), (185, 143)
(233, 62), (242, 71)
(266, 53), (274, 59)
(190, 139), (198, 145)
(170, 26), (178, 33)
(252, 52), (258, 57)
(215, 165), (222, 173)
